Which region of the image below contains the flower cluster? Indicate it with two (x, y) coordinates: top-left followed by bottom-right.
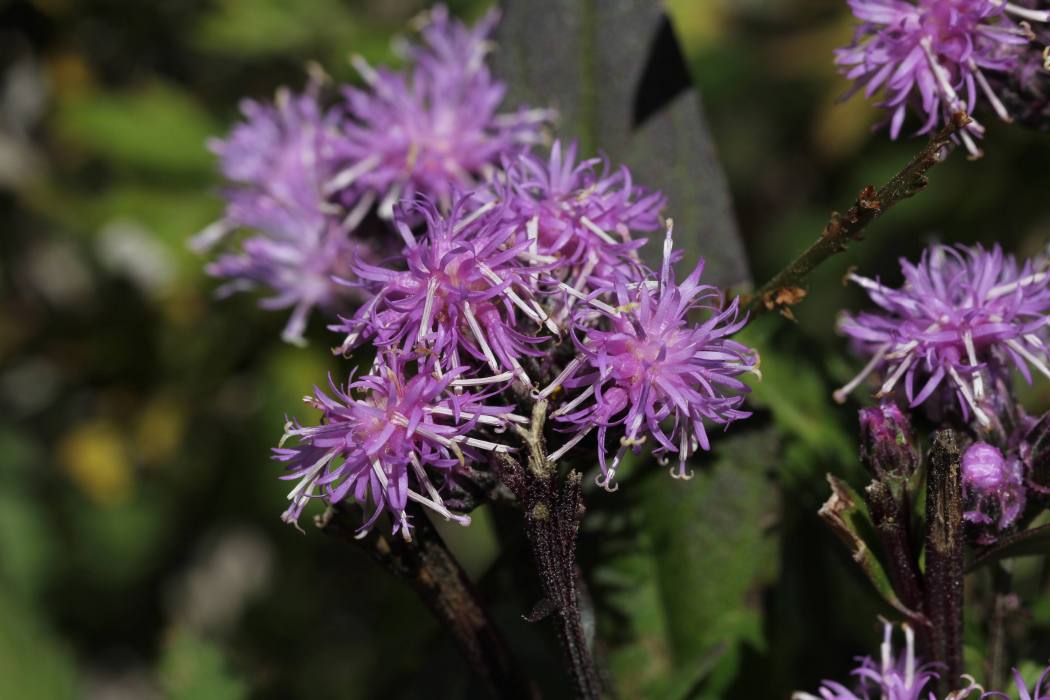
(836, 243), (1050, 429)
(195, 6), (759, 536)
(796, 619), (1050, 700)
(195, 7), (550, 345)
(836, 0), (1050, 156)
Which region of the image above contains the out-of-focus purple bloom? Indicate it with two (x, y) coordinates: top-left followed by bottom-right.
(485, 140), (665, 291)
(540, 223), (758, 490)
(193, 81), (362, 345)
(329, 5), (551, 220)
(835, 0), (1050, 157)
(835, 243), (1050, 428)
(332, 196), (552, 386)
(273, 355), (517, 535)
(793, 620), (939, 700)
(981, 665), (1050, 700)
(961, 441), (1026, 540)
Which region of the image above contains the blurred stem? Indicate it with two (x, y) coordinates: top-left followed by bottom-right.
(744, 112), (969, 319)
(318, 504), (536, 700)
(988, 565), (1014, 691)
(923, 430), (964, 694)
(495, 400), (602, 700)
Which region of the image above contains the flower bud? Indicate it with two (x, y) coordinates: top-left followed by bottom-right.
(961, 442), (1027, 540)
(859, 403), (917, 479)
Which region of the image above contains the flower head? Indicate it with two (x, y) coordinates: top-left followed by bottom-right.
(330, 5), (551, 220)
(961, 441), (1026, 539)
(793, 620), (939, 700)
(332, 196), (551, 385)
(981, 665), (1050, 700)
(486, 140), (665, 285)
(193, 81), (362, 345)
(836, 0), (1050, 156)
(836, 243), (1050, 428)
(273, 355), (516, 535)
(540, 222), (758, 490)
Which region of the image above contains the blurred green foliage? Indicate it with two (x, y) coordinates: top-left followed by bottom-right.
(0, 0), (1047, 698)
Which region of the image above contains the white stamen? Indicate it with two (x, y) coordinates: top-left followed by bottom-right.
(987, 272), (1048, 298)
(990, 0), (1050, 23)
(341, 190), (376, 233)
(947, 365), (991, 427)
(463, 301), (500, 372)
(450, 372), (516, 387)
(579, 216), (617, 245)
(968, 59), (1012, 123)
(877, 355), (914, 397)
(351, 54), (379, 85)
(834, 344), (890, 403)
(556, 282), (620, 316)
(452, 201), (496, 233)
(551, 384), (596, 417)
(417, 277), (439, 342)
(426, 406), (529, 425)
(536, 358), (582, 399)
(962, 330), (984, 400)
(378, 184), (402, 220)
(189, 219), (234, 252)
(548, 425), (594, 462)
(325, 154), (381, 195)
(1006, 338), (1050, 381)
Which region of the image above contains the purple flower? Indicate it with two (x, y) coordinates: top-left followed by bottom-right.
(193, 81), (362, 345)
(332, 196), (552, 386)
(981, 666), (1050, 700)
(835, 243), (1050, 428)
(961, 441), (1026, 539)
(328, 5), (551, 220)
(793, 620), (939, 700)
(539, 223), (758, 490)
(836, 0), (1050, 156)
(273, 355), (517, 535)
(485, 140), (665, 288)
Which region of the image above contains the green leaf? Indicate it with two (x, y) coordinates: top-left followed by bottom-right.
(54, 83), (219, 176)
(640, 429), (779, 691)
(818, 474), (918, 619)
(0, 587), (78, 699)
(159, 628), (247, 700)
(493, 1), (749, 288)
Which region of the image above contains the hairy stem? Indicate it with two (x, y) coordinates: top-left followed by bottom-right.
(318, 504), (535, 699)
(923, 430), (964, 693)
(745, 113), (969, 318)
(495, 400), (602, 699)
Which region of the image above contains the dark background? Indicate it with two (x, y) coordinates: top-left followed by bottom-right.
(0, 0), (1047, 697)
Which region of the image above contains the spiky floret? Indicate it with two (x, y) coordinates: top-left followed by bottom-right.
(539, 222), (758, 491)
(332, 196), (552, 386)
(836, 0), (1050, 156)
(485, 140), (665, 289)
(836, 243), (1050, 428)
(273, 356), (517, 536)
(328, 5), (551, 220)
(193, 80), (360, 345)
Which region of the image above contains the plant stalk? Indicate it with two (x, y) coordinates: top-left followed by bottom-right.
(318, 504), (535, 699)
